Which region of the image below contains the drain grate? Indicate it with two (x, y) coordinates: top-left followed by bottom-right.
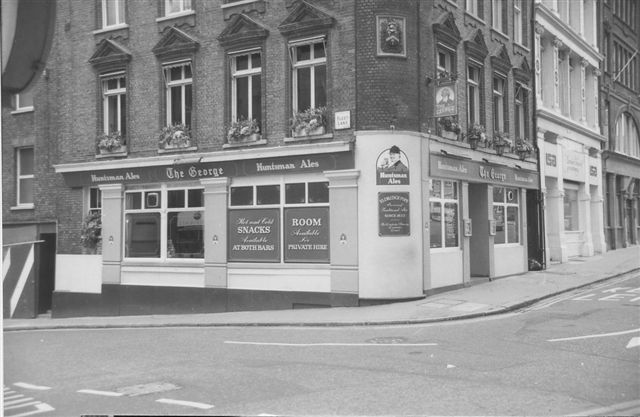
(116, 381), (181, 397)
(366, 336), (407, 344)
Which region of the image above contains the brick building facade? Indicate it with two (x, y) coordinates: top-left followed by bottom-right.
(3, 0), (541, 317)
(598, 0), (640, 250)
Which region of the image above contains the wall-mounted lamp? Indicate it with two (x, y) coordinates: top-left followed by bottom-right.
(339, 233), (347, 245)
(108, 236), (114, 244)
(515, 164), (522, 170)
(440, 149), (448, 155)
(212, 235), (219, 244)
(482, 158), (489, 163)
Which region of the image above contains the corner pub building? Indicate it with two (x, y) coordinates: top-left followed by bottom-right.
(38, 0), (542, 318)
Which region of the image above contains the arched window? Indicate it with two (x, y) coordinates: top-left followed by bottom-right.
(614, 112), (640, 158)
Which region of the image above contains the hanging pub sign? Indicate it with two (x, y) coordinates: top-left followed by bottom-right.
(284, 207), (330, 263)
(228, 209), (280, 262)
(434, 82), (457, 117)
(378, 192), (410, 236)
(376, 145), (410, 185)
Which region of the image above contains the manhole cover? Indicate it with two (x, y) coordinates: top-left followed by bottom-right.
(116, 381), (181, 397)
(366, 336), (407, 344)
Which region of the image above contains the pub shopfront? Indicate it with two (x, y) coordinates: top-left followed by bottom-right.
(53, 142), (359, 317)
(427, 151), (540, 289)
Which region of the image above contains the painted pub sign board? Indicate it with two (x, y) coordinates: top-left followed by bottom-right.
(284, 207), (330, 263)
(378, 192), (410, 236)
(376, 145), (410, 185)
(228, 209), (280, 262)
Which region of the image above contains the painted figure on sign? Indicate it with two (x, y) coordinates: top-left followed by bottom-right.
(380, 146), (408, 172)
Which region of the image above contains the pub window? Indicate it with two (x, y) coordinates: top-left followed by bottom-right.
(492, 0), (506, 34)
(437, 45), (456, 76)
(88, 187), (102, 216)
(231, 50), (262, 132)
(16, 147), (34, 207)
(466, 0), (483, 19)
(124, 186), (204, 259)
(290, 37), (327, 114)
(514, 0), (523, 44)
(493, 187), (520, 244)
(12, 87), (34, 113)
(228, 181), (330, 263)
(165, 0), (191, 16)
(514, 83), (529, 140)
(429, 180), (459, 249)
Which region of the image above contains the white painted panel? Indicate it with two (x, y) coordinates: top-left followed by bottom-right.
(228, 268), (330, 292)
(564, 231), (584, 258)
(55, 255), (102, 293)
(430, 250), (463, 288)
(121, 266), (205, 287)
(494, 245), (526, 277)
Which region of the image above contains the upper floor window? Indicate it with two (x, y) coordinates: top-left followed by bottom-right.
(12, 88), (34, 112)
(291, 38), (327, 114)
(16, 147), (34, 207)
(467, 62), (483, 126)
(514, 83), (529, 140)
(612, 0), (637, 29)
(101, 73), (127, 138)
(466, 0), (484, 19)
(513, 0), (523, 44)
(165, 0), (192, 16)
(437, 45), (456, 76)
(102, 0), (125, 28)
(614, 112), (640, 158)
(231, 51), (262, 127)
(613, 41), (638, 91)
(493, 74), (507, 133)
(492, 0), (506, 34)
(163, 61), (192, 128)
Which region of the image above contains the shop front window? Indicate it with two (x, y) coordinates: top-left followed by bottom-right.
(563, 188), (580, 231)
(430, 180), (459, 249)
(229, 181), (330, 263)
(493, 187), (519, 244)
(124, 187), (203, 259)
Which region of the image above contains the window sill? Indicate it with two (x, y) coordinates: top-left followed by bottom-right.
(514, 42), (530, 53)
(10, 204), (35, 211)
(156, 10), (195, 23)
(284, 133), (334, 143)
(158, 146), (198, 154)
(92, 23), (129, 35)
(96, 149), (128, 159)
(223, 139), (267, 149)
(11, 107), (34, 115)
(444, 0), (459, 8)
(490, 28), (510, 42)
(464, 11), (486, 26)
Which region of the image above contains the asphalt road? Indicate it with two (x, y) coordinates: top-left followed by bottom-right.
(4, 272), (640, 416)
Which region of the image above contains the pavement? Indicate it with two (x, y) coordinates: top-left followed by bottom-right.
(3, 246), (639, 331)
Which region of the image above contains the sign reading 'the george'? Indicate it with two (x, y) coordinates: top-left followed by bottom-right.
(284, 207), (330, 263)
(378, 192), (410, 236)
(228, 209), (280, 262)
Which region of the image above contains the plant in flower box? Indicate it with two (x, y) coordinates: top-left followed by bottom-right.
(227, 118), (260, 143)
(80, 211), (102, 254)
(466, 124), (486, 149)
(514, 138), (534, 160)
(491, 131), (513, 155)
(438, 116), (461, 135)
(97, 131), (125, 154)
(158, 123), (191, 150)
(290, 106), (327, 137)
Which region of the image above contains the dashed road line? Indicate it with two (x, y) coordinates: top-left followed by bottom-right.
(5, 397), (35, 406)
(548, 327), (640, 342)
(3, 386), (54, 417)
(8, 403), (55, 417)
(77, 389), (123, 397)
(156, 398), (215, 410)
(225, 341), (438, 347)
(13, 383), (51, 391)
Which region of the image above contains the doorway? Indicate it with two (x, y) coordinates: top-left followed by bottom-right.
(37, 233), (56, 314)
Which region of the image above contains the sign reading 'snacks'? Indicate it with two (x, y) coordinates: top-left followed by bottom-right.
(284, 207), (330, 263)
(228, 209), (280, 262)
(378, 192), (410, 236)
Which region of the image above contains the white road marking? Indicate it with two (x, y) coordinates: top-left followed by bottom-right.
(10, 403), (55, 417)
(575, 399), (640, 416)
(548, 327), (640, 342)
(156, 398), (215, 410)
(13, 383), (52, 391)
(4, 397), (34, 406)
(224, 341), (438, 347)
(77, 389), (123, 397)
(627, 336), (640, 349)
(5, 394), (25, 400)
(4, 401), (40, 410)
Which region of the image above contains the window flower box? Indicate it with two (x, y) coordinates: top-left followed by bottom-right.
(514, 139), (534, 160)
(158, 123), (192, 150)
(466, 124), (486, 149)
(97, 131), (127, 155)
(227, 118), (261, 144)
(290, 107), (327, 137)
(438, 116), (461, 140)
(491, 132), (512, 156)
